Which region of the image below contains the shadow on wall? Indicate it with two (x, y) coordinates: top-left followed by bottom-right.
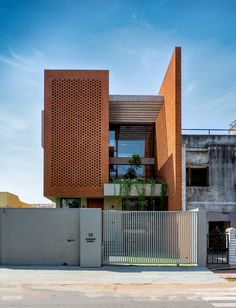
(155, 47), (182, 211)
(158, 154), (174, 211)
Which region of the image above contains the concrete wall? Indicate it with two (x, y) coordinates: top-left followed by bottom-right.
(104, 197), (122, 210)
(80, 208), (102, 267)
(0, 208), (80, 265)
(229, 212), (236, 229)
(182, 135), (236, 213)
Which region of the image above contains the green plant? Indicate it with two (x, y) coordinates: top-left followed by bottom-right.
(160, 183), (167, 210)
(133, 179), (145, 202)
(112, 178), (132, 198)
(120, 178), (133, 197)
(112, 178), (163, 199)
(111, 154), (167, 210)
(124, 154), (142, 179)
(146, 178), (161, 195)
(128, 153), (142, 167)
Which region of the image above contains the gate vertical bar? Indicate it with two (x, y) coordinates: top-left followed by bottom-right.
(102, 210), (199, 265)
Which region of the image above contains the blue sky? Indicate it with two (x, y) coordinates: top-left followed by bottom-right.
(0, 0), (236, 203)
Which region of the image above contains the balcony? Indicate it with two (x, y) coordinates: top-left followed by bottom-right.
(104, 183), (165, 197)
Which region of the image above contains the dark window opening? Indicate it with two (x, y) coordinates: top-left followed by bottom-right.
(60, 198), (81, 208)
(209, 221), (230, 234)
(122, 197), (166, 211)
(186, 167), (209, 186)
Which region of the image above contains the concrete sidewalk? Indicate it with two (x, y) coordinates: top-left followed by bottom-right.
(211, 267), (236, 281)
(0, 266), (225, 285)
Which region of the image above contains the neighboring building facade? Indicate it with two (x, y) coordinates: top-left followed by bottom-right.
(229, 120), (236, 135)
(0, 192), (34, 208)
(182, 132), (236, 233)
(42, 47), (182, 211)
(0, 192), (55, 208)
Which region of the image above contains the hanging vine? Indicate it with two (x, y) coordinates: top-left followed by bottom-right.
(111, 154), (167, 210)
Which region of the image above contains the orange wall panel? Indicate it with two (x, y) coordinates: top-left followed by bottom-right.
(44, 70), (109, 199)
(156, 47), (182, 210)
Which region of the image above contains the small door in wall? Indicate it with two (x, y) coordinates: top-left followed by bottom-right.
(87, 198), (104, 209)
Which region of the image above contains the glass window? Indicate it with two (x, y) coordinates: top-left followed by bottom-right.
(118, 140), (145, 157)
(118, 165), (144, 177)
(109, 125), (154, 158)
(109, 130), (116, 148)
(122, 198), (164, 211)
(60, 198), (81, 208)
(109, 164), (154, 180)
(109, 125), (155, 180)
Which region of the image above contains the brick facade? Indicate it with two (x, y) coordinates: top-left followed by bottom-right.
(156, 47), (182, 210)
(43, 48), (182, 210)
(44, 70), (109, 200)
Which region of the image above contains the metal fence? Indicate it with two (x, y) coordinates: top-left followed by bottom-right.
(102, 211), (198, 265)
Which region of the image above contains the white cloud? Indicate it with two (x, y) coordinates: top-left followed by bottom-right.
(0, 48), (45, 72)
(0, 108), (28, 140)
(0, 48), (46, 202)
(184, 81), (199, 96)
(131, 13), (153, 29)
(182, 41), (236, 128)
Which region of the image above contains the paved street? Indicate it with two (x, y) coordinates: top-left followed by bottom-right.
(0, 266), (235, 307)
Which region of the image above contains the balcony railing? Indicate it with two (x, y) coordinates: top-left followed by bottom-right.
(182, 129), (236, 135)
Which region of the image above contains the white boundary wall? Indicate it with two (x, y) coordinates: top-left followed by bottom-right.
(0, 208), (80, 265)
(0, 208), (203, 267)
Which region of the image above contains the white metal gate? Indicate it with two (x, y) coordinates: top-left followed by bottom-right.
(102, 211), (198, 265)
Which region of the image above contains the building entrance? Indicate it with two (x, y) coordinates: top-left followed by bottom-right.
(207, 221), (229, 264)
(87, 198), (104, 209)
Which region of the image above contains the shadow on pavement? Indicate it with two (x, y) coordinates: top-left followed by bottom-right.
(0, 265), (209, 273)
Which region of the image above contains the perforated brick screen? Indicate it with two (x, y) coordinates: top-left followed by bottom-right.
(44, 71), (109, 198)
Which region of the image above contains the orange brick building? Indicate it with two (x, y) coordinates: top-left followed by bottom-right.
(42, 47), (182, 211)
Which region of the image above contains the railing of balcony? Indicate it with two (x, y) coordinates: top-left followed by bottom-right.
(182, 129), (236, 135)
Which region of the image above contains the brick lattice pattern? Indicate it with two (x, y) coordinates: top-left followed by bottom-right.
(44, 71), (109, 199)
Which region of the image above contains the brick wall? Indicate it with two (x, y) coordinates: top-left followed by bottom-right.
(156, 47), (182, 210)
(44, 70), (109, 199)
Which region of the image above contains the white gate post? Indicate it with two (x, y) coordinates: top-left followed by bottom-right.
(226, 228), (236, 266)
(80, 208), (102, 268)
(191, 208), (207, 266)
